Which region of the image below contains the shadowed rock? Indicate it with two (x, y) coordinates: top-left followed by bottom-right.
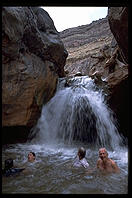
(108, 7), (128, 64)
(2, 7), (68, 140)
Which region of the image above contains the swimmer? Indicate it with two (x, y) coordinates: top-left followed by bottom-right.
(28, 152), (36, 163)
(72, 147), (89, 168)
(2, 158), (25, 177)
(97, 148), (120, 174)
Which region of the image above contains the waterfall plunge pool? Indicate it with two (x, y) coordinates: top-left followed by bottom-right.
(2, 76), (128, 194)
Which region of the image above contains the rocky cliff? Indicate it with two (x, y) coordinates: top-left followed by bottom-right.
(2, 7), (128, 143)
(60, 7), (128, 139)
(60, 15), (128, 94)
(108, 7), (129, 140)
(108, 7), (128, 64)
(2, 7), (68, 143)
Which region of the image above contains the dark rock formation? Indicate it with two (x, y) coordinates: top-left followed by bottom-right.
(107, 7), (129, 139)
(108, 7), (128, 63)
(108, 77), (129, 140)
(2, 7), (68, 143)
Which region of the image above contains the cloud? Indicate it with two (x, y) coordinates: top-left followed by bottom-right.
(42, 7), (108, 32)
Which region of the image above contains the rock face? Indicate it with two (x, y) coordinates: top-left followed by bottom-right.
(2, 7), (128, 143)
(60, 16), (128, 96)
(60, 17), (112, 77)
(60, 8), (128, 138)
(107, 7), (129, 140)
(108, 7), (128, 63)
(2, 7), (68, 141)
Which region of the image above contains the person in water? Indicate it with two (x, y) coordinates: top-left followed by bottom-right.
(28, 152), (36, 162)
(72, 147), (89, 168)
(2, 158), (25, 177)
(97, 148), (120, 173)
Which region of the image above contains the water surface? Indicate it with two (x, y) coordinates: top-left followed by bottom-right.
(2, 142), (128, 194)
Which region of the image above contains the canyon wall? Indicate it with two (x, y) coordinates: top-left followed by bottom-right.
(2, 7), (128, 143)
(2, 7), (68, 143)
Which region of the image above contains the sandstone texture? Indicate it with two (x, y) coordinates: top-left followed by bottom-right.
(2, 7), (68, 130)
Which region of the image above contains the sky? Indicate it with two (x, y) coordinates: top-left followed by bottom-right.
(42, 7), (108, 32)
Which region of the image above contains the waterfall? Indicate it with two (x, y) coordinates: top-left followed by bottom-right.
(30, 76), (123, 150)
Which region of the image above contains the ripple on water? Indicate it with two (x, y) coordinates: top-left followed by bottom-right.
(2, 143), (128, 194)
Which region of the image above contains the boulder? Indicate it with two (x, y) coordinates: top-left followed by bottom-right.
(2, 7), (68, 136)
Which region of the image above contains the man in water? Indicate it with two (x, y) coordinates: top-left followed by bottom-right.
(28, 152), (36, 163)
(2, 158), (25, 177)
(97, 148), (120, 173)
(72, 147), (89, 168)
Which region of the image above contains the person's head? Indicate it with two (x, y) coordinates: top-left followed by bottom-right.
(28, 152), (36, 162)
(4, 158), (13, 170)
(99, 148), (108, 161)
(78, 147), (86, 160)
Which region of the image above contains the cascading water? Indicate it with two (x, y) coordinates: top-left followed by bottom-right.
(2, 76), (128, 194)
(31, 76), (122, 150)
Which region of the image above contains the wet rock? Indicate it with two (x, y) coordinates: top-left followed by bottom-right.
(74, 72), (83, 76)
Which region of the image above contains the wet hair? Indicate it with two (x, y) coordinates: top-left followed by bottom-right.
(29, 152), (36, 157)
(4, 158), (13, 170)
(78, 147), (86, 158)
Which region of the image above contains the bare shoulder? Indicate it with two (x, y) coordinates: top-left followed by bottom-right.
(110, 159), (117, 166)
(97, 159), (102, 166)
(110, 159), (120, 172)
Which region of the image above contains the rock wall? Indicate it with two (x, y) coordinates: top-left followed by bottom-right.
(107, 7), (129, 140)
(108, 7), (128, 64)
(60, 16), (128, 95)
(2, 7), (128, 143)
(60, 17), (112, 77)
(2, 7), (68, 143)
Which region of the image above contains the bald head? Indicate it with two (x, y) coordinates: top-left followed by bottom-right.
(99, 147), (107, 153)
